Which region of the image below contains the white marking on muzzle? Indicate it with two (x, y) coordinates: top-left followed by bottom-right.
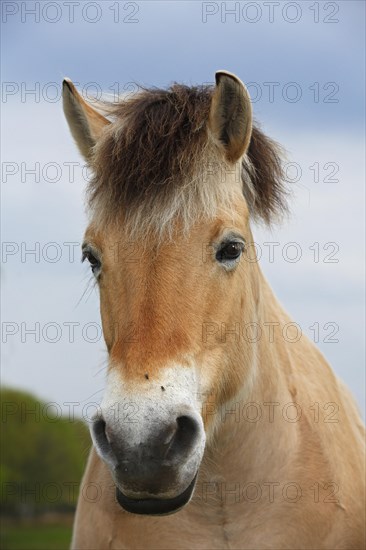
(94, 364), (206, 498)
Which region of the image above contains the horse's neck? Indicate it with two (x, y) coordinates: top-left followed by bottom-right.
(203, 268), (299, 483)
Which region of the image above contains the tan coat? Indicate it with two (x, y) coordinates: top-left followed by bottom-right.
(62, 72), (365, 550)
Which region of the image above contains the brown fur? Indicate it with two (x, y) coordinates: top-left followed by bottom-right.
(88, 84), (287, 235)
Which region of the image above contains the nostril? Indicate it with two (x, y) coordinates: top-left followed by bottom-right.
(93, 418), (105, 434)
(177, 415), (198, 438)
(91, 418), (108, 450)
(166, 415), (200, 461)
(91, 418), (118, 468)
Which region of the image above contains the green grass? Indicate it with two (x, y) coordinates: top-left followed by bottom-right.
(0, 523), (72, 550)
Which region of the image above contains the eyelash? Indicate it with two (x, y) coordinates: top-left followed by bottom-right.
(82, 250), (101, 275)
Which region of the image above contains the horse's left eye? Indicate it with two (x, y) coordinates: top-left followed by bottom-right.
(216, 241), (245, 265)
(82, 250), (101, 274)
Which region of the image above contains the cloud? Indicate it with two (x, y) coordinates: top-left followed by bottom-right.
(1, 91), (364, 418)
(2, 1), (364, 130)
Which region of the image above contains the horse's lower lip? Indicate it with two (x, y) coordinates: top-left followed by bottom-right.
(115, 474), (197, 516)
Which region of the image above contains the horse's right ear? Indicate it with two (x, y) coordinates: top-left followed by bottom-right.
(62, 78), (110, 161)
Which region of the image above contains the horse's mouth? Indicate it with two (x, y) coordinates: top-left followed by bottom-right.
(115, 474), (197, 516)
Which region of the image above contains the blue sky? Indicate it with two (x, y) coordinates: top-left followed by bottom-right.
(2, 1), (365, 129)
(1, 1), (365, 415)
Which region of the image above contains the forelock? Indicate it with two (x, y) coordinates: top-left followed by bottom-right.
(87, 83), (288, 239)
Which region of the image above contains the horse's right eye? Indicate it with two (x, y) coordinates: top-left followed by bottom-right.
(82, 250), (101, 275)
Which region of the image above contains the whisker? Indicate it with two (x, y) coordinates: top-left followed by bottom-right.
(94, 357), (109, 378)
(81, 388), (105, 403)
(74, 273), (97, 309)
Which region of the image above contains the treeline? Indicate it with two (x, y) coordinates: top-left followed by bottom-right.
(1, 388), (90, 517)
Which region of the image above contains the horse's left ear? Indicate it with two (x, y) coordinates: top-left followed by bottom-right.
(209, 70), (252, 163)
(62, 78), (110, 161)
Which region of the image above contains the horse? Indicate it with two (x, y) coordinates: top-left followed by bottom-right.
(62, 71), (365, 549)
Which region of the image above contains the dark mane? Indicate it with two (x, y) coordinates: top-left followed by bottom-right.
(89, 84), (288, 231)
